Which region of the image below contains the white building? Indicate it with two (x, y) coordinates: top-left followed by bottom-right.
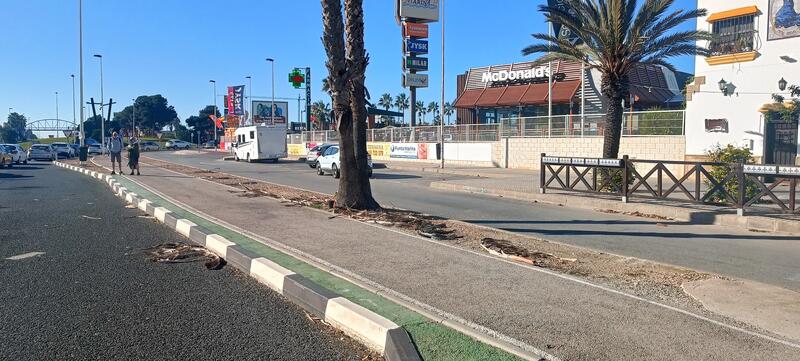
(686, 0), (800, 165)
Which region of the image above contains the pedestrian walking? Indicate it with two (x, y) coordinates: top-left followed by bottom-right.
(128, 138), (141, 176)
(108, 131), (123, 174)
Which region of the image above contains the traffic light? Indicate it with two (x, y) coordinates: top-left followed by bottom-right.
(288, 68), (305, 88)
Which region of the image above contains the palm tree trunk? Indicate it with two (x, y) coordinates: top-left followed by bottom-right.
(600, 75), (629, 159)
(335, 0), (379, 210)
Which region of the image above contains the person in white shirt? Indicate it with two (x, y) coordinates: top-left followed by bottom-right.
(108, 132), (123, 174)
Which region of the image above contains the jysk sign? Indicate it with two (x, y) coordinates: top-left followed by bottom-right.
(404, 57), (428, 71)
(405, 38), (428, 54)
(403, 73), (429, 88)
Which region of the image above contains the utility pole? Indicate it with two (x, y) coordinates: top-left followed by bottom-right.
(132, 98), (136, 137)
(266, 58), (275, 124)
(93, 54), (104, 150)
(55, 92), (59, 138)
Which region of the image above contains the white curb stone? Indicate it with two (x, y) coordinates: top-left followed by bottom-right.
(250, 257), (296, 293)
(153, 207), (171, 222)
(175, 219), (197, 238)
(138, 199), (152, 212)
(325, 297), (399, 352)
(205, 234), (236, 258)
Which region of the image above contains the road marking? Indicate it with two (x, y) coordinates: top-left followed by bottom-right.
(6, 252), (45, 260)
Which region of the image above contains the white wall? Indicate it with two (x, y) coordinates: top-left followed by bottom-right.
(686, 0), (800, 160)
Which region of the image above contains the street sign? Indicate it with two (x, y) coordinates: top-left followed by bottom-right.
(404, 38), (428, 54)
(404, 56), (428, 71)
(403, 22), (428, 38)
(404, 73), (429, 88)
(397, 0), (439, 22)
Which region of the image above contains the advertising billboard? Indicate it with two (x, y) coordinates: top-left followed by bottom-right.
(227, 85), (245, 116)
(404, 57), (429, 71)
(403, 22), (429, 38)
(398, 0), (439, 22)
(252, 100), (289, 127)
(404, 38), (429, 54)
(768, 0), (800, 40)
(403, 73), (429, 88)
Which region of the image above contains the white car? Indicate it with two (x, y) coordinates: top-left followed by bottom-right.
(316, 145), (372, 178)
(2, 144), (28, 164)
(87, 144), (104, 155)
(306, 144), (336, 168)
(27, 144), (57, 161)
(50, 142), (74, 158)
(140, 141), (160, 151)
(165, 139), (192, 150)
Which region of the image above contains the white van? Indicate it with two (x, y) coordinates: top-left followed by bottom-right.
(234, 125), (287, 163)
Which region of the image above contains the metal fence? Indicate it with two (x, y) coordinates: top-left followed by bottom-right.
(291, 110), (685, 144)
(540, 153), (800, 215)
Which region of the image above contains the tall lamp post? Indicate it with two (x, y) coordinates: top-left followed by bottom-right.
(439, 0), (445, 169)
(78, 0), (85, 151)
(55, 92), (59, 137)
(266, 58), (275, 124)
(131, 98), (136, 137)
(245, 75), (252, 125)
(93, 54), (104, 150)
(209, 80), (217, 142)
(71, 75), (77, 142)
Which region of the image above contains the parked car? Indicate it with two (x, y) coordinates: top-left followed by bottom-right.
(2, 144), (28, 164)
(316, 145), (372, 178)
(306, 144), (335, 168)
(87, 143), (104, 155)
(165, 139), (192, 150)
(50, 142), (74, 158)
(27, 144), (57, 161)
(0, 145), (13, 168)
(202, 140), (218, 149)
(140, 141), (160, 151)
(68, 144), (80, 157)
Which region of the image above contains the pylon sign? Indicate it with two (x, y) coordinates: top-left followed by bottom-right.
(288, 68), (305, 88)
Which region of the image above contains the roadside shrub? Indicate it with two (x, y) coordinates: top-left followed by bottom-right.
(705, 144), (758, 204)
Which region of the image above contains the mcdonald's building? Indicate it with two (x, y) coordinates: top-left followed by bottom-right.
(453, 59), (691, 125)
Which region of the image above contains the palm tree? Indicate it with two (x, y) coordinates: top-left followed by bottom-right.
(321, 0), (379, 210)
(415, 100), (426, 125)
(377, 93), (393, 125)
(427, 101), (439, 124)
(311, 100), (331, 130)
(394, 93), (409, 126)
(321, 77), (332, 96)
(443, 101), (454, 124)
(522, 0), (709, 158)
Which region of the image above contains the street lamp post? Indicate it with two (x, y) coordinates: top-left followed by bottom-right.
(78, 0), (85, 150)
(245, 76), (252, 125)
(93, 54), (104, 151)
(439, 0), (445, 169)
(266, 58), (275, 124)
(71, 75), (76, 142)
(209, 80), (217, 142)
(132, 98), (136, 137)
(55, 92), (59, 137)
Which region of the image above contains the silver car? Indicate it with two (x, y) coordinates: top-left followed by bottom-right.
(50, 142), (74, 158)
(140, 141), (160, 151)
(2, 144), (28, 164)
(27, 144), (57, 161)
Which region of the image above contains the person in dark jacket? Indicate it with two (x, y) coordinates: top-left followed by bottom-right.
(127, 138), (140, 175)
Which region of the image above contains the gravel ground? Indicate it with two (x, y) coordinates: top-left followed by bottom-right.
(0, 162), (379, 361)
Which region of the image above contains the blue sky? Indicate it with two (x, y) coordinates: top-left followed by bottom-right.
(1, 0), (698, 127)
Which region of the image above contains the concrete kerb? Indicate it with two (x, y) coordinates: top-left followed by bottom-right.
(53, 161), (422, 360)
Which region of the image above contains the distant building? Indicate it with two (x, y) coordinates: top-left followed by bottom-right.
(685, 1), (800, 165)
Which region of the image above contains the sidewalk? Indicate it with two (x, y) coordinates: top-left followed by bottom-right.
(368, 160), (800, 235)
(88, 157), (800, 360)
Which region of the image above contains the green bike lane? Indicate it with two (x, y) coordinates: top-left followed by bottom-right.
(85, 157), (800, 361)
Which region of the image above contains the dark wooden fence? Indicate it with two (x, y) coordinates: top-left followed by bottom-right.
(540, 153), (800, 215)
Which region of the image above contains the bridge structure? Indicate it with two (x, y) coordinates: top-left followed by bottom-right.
(27, 119), (79, 137)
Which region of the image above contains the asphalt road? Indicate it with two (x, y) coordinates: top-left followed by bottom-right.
(143, 151), (800, 291)
(0, 162), (373, 360)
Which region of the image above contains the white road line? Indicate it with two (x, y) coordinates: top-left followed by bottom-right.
(6, 252), (45, 260)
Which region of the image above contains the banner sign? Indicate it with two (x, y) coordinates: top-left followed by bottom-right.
(403, 22), (429, 38)
(404, 38), (429, 54)
(404, 56), (428, 71)
(547, 0), (582, 45)
(390, 143), (419, 159)
(398, 0), (439, 22)
(252, 100), (289, 127)
(367, 143), (391, 157)
(227, 85), (245, 116)
(404, 73), (429, 88)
